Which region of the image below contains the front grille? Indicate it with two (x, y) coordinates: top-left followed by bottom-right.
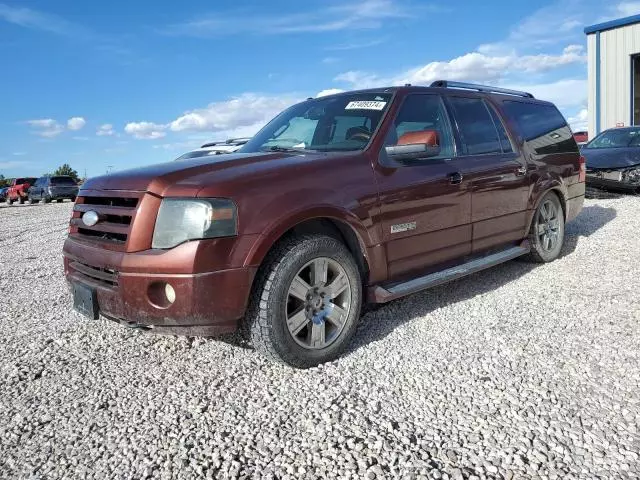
(70, 191), (142, 251)
(70, 260), (118, 286)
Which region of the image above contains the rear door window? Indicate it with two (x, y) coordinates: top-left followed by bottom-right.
(448, 97), (502, 155)
(486, 104), (514, 153)
(501, 101), (577, 154)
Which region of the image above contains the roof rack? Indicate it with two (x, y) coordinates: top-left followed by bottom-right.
(430, 80), (534, 98)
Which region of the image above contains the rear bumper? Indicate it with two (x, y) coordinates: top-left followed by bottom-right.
(63, 238), (257, 335)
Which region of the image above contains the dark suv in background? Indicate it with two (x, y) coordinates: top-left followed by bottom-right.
(29, 176), (79, 204)
(64, 81), (585, 368)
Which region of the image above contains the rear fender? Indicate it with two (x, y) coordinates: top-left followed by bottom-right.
(525, 178), (568, 233)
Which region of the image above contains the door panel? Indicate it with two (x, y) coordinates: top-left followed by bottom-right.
(465, 155), (530, 251)
(376, 160), (472, 280)
(444, 95), (529, 252)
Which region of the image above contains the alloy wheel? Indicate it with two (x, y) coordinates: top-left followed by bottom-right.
(537, 200), (560, 251)
(285, 257), (351, 350)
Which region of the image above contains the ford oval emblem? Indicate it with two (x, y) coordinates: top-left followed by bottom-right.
(82, 211), (100, 227)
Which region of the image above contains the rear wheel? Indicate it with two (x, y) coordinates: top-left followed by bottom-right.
(247, 234), (362, 368)
(42, 195), (51, 204)
(526, 192), (565, 263)
(18, 196), (25, 205)
(56, 199), (63, 203)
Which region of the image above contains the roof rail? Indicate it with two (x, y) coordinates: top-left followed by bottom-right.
(430, 80), (534, 98)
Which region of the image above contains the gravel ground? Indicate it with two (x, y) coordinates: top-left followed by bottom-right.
(0, 196), (639, 480)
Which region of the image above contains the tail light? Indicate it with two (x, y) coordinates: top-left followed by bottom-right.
(578, 155), (586, 182)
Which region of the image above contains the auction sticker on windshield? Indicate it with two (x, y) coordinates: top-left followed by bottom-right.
(345, 101), (387, 110)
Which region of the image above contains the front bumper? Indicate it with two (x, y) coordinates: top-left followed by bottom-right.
(63, 237), (257, 336)
(586, 174), (639, 192)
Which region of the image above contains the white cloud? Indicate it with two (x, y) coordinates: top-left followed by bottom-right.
(96, 123), (115, 136)
(335, 45), (586, 89)
(124, 122), (166, 139)
(0, 3), (88, 36)
(169, 93), (296, 133)
(615, 1), (640, 17)
(316, 88), (345, 97)
(322, 57), (340, 64)
(567, 108), (588, 131)
(25, 118), (64, 138)
(67, 116), (86, 130)
(12, 152), (26, 156)
(502, 79), (588, 109)
(163, 0), (431, 36)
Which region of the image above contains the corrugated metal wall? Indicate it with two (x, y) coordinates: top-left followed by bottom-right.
(587, 23), (640, 138)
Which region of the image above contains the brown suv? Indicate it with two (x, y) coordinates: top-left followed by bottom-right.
(63, 81), (585, 368)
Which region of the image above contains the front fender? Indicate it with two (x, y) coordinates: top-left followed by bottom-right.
(243, 205), (374, 269)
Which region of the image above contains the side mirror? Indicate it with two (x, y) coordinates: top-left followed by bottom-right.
(385, 130), (441, 161)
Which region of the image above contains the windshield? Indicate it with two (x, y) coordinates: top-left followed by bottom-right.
(585, 128), (640, 149)
(50, 176), (76, 186)
(241, 92), (393, 153)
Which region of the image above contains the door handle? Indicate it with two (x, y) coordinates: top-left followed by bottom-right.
(515, 165), (527, 176)
(448, 172), (463, 185)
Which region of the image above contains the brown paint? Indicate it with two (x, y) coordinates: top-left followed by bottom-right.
(63, 85), (585, 333)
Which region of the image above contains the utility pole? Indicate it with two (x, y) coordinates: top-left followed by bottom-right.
(106, 165), (113, 174)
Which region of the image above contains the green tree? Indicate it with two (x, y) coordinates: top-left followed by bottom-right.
(0, 174), (10, 188)
(53, 164), (80, 183)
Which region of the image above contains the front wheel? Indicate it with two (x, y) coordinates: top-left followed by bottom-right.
(18, 196), (25, 205)
(28, 195), (35, 205)
(247, 234), (362, 368)
(526, 192), (565, 263)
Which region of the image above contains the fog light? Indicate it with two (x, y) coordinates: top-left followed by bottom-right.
(165, 283), (176, 304)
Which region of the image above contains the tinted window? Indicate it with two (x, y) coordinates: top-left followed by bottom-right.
(501, 101), (577, 154)
(486, 104), (513, 153)
(389, 94), (455, 159)
(448, 97), (502, 155)
(51, 176), (76, 185)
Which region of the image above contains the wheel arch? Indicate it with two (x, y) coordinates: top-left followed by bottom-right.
(244, 208), (373, 281)
(526, 180), (568, 233)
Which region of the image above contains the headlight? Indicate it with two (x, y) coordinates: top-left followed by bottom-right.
(622, 167), (640, 184)
(152, 198), (238, 249)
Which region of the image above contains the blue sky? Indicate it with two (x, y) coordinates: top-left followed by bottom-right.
(1, 0), (638, 179)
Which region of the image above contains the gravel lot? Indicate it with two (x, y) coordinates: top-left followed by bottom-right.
(0, 196), (639, 480)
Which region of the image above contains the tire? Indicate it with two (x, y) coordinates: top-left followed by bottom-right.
(246, 234), (362, 368)
(42, 195), (51, 204)
(56, 199), (63, 203)
(28, 195), (35, 205)
(18, 196), (25, 205)
(7, 197), (14, 206)
(526, 192), (565, 263)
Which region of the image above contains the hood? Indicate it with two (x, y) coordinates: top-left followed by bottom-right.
(583, 146), (640, 169)
(81, 151), (327, 197)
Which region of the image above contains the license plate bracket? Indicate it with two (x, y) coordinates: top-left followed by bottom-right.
(72, 282), (99, 320)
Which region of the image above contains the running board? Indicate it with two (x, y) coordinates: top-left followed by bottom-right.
(369, 244), (530, 303)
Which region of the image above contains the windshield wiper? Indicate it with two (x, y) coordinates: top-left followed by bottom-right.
(261, 145), (312, 153)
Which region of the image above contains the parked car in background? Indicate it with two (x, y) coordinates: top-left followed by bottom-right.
(28, 176), (79, 204)
(0, 186), (8, 203)
(573, 131), (588, 145)
(63, 81), (584, 368)
(6, 177), (37, 205)
(583, 126), (640, 192)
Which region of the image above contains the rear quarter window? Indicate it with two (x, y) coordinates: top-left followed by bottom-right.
(501, 101), (578, 154)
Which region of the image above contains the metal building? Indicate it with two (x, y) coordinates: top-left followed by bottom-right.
(585, 14), (640, 137)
